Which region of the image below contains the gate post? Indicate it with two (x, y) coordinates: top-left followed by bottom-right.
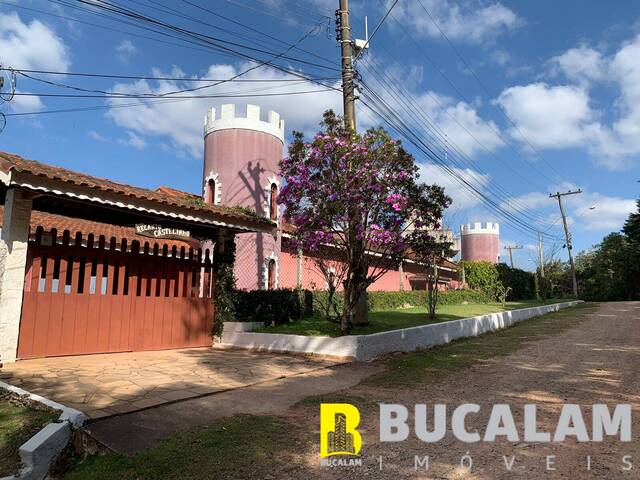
(0, 189), (34, 364)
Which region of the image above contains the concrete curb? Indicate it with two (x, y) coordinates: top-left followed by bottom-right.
(0, 381), (86, 480)
(222, 321), (264, 333)
(218, 301), (584, 361)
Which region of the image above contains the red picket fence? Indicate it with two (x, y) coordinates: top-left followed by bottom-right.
(18, 227), (215, 359)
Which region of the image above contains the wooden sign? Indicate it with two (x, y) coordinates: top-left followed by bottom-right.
(135, 224), (191, 241)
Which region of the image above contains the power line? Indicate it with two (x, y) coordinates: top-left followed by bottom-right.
(358, 54), (553, 222)
(379, 1), (559, 187)
(357, 55), (555, 227)
(415, 0), (562, 178)
(4, 68), (338, 83)
(9, 87), (336, 100)
(357, 85), (555, 240)
(178, 0), (334, 67)
(12, 21), (339, 99)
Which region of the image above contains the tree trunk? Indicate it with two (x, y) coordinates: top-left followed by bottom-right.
(352, 289), (369, 325)
(427, 260), (439, 320)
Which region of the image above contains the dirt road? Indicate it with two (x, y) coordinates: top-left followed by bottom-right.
(298, 301), (640, 479)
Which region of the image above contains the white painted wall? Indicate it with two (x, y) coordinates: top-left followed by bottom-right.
(218, 301), (583, 361)
(0, 189), (33, 364)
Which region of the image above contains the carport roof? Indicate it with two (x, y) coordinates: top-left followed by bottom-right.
(0, 151), (275, 234)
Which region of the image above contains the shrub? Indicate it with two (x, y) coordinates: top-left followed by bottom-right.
(496, 263), (536, 300)
(461, 260), (500, 298)
(461, 261), (536, 301)
(234, 289), (302, 326)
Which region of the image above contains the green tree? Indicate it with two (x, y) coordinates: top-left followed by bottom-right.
(577, 234), (630, 300)
(460, 260), (500, 299)
(622, 199), (640, 299)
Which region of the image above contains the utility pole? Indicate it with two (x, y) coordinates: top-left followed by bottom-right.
(337, 0), (356, 131)
(550, 189), (582, 296)
(504, 245), (523, 268)
(538, 231), (545, 278)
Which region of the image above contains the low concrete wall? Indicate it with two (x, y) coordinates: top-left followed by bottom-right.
(219, 331), (359, 359)
(0, 381), (85, 480)
(218, 301), (583, 361)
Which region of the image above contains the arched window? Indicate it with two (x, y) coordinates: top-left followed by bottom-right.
(269, 183), (278, 221)
(207, 178), (216, 204)
(267, 259), (276, 290)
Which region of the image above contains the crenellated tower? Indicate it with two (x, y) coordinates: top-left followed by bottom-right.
(203, 104), (284, 290)
(460, 222), (500, 264)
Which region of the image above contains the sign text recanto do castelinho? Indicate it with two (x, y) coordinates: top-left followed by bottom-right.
(135, 224), (191, 241)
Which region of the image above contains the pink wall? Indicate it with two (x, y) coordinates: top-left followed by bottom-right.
(278, 246), (460, 292)
(203, 129), (282, 211)
(461, 234), (500, 264)
(204, 128), (283, 290)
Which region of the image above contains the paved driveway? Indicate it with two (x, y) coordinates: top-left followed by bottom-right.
(0, 348), (339, 419)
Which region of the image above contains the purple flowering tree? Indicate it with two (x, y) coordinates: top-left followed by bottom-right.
(279, 111), (451, 334)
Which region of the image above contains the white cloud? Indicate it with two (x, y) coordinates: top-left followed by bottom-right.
(499, 190), (548, 213)
(605, 34), (640, 159)
(549, 45), (606, 84)
(497, 83), (597, 149)
(118, 131), (146, 150)
(505, 185), (636, 232)
(9, 91), (44, 113)
(363, 60), (505, 158)
(88, 130), (109, 142)
(390, 0), (520, 44)
(115, 40), (137, 63)
(419, 163), (491, 209)
(0, 12), (70, 71)
(415, 91), (504, 157)
(105, 63), (342, 158)
(568, 192), (636, 231)
(491, 49), (512, 67)
(498, 34), (640, 170)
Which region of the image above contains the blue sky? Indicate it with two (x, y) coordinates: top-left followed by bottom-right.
(1, 0), (639, 270)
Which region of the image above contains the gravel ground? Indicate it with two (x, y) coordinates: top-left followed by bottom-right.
(290, 301), (640, 479)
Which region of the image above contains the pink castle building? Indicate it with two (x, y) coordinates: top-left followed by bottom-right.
(202, 104), (460, 291)
(203, 104), (283, 290)
(460, 222), (500, 264)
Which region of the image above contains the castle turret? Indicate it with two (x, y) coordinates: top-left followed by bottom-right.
(460, 222), (500, 264)
(203, 104), (284, 289)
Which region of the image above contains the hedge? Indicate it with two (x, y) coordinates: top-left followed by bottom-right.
(233, 288), (302, 325)
(496, 263), (536, 300)
(461, 260), (536, 301)
(310, 288), (493, 315)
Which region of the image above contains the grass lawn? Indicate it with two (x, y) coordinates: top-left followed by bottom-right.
(64, 415), (308, 480)
(0, 394), (59, 477)
(255, 298), (572, 336)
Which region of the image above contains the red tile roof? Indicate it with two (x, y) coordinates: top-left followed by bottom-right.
(0, 151), (272, 229)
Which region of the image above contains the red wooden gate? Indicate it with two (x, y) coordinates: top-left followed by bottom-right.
(18, 228), (215, 359)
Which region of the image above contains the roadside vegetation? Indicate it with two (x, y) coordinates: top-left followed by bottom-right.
(255, 298), (570, 336)
(0, 393), (59, 477)
(65, 415), (308, 480)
